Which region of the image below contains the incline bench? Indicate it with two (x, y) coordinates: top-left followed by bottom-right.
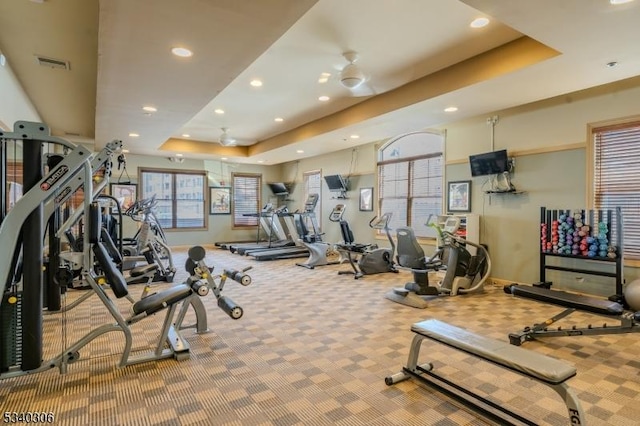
(385, 319), (585, 426)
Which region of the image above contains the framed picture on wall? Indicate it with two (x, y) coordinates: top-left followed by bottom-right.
(210, 187), (231, 215)
(359, 187), (374, 211)
(110, 183), (137, 211)
(447, 180), (471, 213)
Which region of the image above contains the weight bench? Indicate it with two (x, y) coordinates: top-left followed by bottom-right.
(385, 319), (585, 426)
(505, 284), (640, 346)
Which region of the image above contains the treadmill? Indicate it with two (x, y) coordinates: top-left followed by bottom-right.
(249, 194), (319, 261)
(230, 205), (294, 254)
(216, 203), (274, 250)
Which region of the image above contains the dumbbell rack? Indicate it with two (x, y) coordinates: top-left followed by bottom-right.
(539, 206), (624, 297)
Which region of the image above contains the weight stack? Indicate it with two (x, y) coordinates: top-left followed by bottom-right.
(0, 292), (22, 372)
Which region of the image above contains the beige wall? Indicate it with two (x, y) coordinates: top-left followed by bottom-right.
(0, 58), (40, 130)
(108, 75), (640, 294)
(112, 154), (281, 247)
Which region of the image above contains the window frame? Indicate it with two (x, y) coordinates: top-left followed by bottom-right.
(138, 167), (207, 231)
(588, 116), (640, 263)
(231, 172), (262, 229)
(376, 131), (445, 238)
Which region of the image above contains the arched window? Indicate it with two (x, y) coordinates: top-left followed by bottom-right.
(377, 131), (444, 237)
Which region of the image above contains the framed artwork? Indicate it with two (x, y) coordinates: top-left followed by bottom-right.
(210, 187), (231, 215)
(447, 180), (471, 213)
(359, 187), (374, 211)
(110, 183), (137, 211)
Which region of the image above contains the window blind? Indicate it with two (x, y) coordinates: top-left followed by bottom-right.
(233, 173), (261, 227)
(593, 121), (640, 259)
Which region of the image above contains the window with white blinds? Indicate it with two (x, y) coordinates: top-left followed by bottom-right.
(232, 173), (262, 227)
(377, 131), (444, 238)
(592, 121), (640, 260)
(303, 170), (322, 229)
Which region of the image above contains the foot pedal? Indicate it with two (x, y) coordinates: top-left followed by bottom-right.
(392, 287), (409, 296)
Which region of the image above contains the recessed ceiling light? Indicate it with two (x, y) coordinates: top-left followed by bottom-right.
(122, 149), (130, 153)
(257, 160), (265, 163)
(176, 153), (183, 157)
(470, 17), (490, 28)
(296, 150), (304, 154)
(606, 61), (619, 68)
(274, 117), (284, 122)
(142, 106), (157, 112)
(350, 134), (360, 139)
(171, 47), (193, 57)
(214, 108), (225, 115)
(182, 133), (190, 138)
(221, 157), (228, 160)
(318, 95), (330, 102)
(128, 132), (139, 137)
(610, 0), (633, 4)
(444, 106), (458, 112)
(250, 79), (263, 87)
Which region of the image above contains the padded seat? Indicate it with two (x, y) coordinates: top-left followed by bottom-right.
(129, 263), (159, 278)
(132, 284), (192, 316)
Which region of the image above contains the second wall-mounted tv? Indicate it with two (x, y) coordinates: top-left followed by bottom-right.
(469, 149), (510, 177)
(324, 174), (348, 192)
(268, 182), (289, 196)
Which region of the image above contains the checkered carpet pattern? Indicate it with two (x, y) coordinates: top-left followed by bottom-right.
(1, 246), (640, 425)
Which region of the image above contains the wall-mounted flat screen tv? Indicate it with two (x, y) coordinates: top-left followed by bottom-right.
(469, 149), (510, 177)
(324, 174), (348, 192)
(268, 182), (289, 196)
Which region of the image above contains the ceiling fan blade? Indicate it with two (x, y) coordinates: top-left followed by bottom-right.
(350, 81), (376, 97)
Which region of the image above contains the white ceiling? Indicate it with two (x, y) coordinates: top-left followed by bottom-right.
(1, 0), (639, 165)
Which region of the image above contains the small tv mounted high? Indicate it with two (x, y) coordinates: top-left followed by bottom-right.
(268, 182), (289, 197)
(324, 174), (349, 198)
(469, 149), (511, 177)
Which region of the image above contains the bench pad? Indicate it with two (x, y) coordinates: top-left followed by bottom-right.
(132, 284), (192, 316)
(509, 284), (624, 316)
(412, 319), (576, 385)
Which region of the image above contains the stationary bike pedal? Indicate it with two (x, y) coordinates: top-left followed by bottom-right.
(392, 287), (409, 296)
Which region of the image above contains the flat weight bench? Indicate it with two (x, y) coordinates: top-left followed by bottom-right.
(385, 319), (586, 426)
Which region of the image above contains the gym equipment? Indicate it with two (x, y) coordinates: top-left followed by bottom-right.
(227, 204), (294, 254)
(337, 212), (397, 279)
(295, 203), (345, 269)
(505, 284), (640, 346)
(179, 245), (252, 322)
(539, 206), (623, 299)
(624, 278), (640, 311)
(120, 195), (176, 282)
(385, 217), (490, 309)
(2, 199), (200, 379)
(385, 319), (584, 426)
(1, 122), (107, 372)
(249, 195), (321, 261)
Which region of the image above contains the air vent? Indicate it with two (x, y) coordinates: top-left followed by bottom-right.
(35, 55), (70, 70)
(64, 131), (81, 137)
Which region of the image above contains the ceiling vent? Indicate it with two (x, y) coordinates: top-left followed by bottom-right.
(35, 55), (70, 70)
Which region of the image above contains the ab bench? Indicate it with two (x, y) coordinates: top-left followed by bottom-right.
(385, 319), (585, 425)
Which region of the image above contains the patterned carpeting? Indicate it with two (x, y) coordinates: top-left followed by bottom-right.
(1, 246), (640, 425)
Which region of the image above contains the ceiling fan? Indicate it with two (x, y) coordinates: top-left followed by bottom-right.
(338, 51), (375, 97)
(219, 127), (236, 146)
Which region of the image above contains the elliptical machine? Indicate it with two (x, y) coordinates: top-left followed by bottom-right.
(295, 203), (345, 269)
(384, 215), (491, 309)
(337, 212), (397, 279)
